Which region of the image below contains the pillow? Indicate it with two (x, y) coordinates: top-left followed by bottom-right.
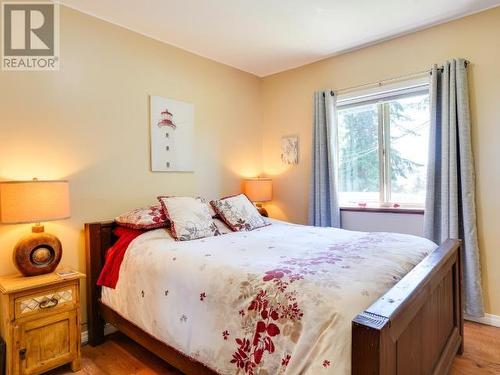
(158, 196), (220, 241)
(115, 204), (167, 230)
(196, 196), (218, 218)
(213, 218), (232, 235)
(210, 194), (270, 232)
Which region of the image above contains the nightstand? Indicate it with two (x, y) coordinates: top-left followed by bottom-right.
(0, 271), (84, 375)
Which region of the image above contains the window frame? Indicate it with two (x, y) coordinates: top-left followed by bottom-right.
(335, 77), (430, 209)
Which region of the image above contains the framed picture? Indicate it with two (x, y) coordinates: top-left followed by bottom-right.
(150, 95), (194, 172)
(281, 135), (299, 165)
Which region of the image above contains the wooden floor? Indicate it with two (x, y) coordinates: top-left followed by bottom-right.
(48, 322), (499, 374)
(450, 322), (500, 374)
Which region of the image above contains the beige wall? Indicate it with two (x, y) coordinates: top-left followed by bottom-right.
(0, 6), (263, 323)
(261, 7), (500, 315)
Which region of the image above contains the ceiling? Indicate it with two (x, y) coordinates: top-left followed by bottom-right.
(58, 0), (500, 77)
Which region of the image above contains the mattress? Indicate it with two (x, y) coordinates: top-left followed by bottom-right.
(101, 219), (436, 374)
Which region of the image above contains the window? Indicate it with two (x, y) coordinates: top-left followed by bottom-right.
(336, 78), (430, 208)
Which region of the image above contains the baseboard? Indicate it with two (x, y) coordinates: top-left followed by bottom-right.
(465, 313), (500, 328)
(81, 330), (88, 344)
(81, 323), (118, 344)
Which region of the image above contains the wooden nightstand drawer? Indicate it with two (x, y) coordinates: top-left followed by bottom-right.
(14, 285), (76, 319)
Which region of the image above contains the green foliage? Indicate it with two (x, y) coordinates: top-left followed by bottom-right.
(338, 96), (428, 196)
(338, 105), (379, 192)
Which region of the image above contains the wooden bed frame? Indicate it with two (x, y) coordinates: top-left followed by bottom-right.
(85, 221), (463, 374)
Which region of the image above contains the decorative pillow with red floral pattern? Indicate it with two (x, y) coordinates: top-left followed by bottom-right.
(115, 204), (168, 230)
(211, 194), (270, 232)
(158, 196), (221, 241)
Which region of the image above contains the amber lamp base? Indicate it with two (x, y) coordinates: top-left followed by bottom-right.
(13, 225), (62, 277)
(255, 203), (269, 218)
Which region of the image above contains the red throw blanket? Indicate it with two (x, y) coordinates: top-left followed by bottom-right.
(97, 227), (144, 288)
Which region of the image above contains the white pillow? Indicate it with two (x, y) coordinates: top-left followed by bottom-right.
(213, 218), (232, 234)
(211, 194), (270, 232)
(158, 196), (220, 241)
(196, 196), (218, 217)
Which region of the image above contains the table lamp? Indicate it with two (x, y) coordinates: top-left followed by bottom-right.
(0, 179), (70, 276)
(243, 178), (272, 216)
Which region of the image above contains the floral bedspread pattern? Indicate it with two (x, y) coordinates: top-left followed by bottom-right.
(101, 219), (436, 374)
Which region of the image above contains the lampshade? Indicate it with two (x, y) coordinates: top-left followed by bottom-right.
(0, 180), (70, 224)
(243, 178), (272, 203)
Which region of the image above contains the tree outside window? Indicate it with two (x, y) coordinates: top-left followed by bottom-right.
(337, 92), (429, 207)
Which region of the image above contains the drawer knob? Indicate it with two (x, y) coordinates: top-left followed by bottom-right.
(19, 348), (26, 360)
(39, 297), (59, 309)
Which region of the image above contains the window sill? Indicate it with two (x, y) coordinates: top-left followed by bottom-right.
(340, 205), (424, 215)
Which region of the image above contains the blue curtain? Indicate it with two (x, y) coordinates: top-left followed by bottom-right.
(424, 59), (484, 317)
(309, 91), (340, 227)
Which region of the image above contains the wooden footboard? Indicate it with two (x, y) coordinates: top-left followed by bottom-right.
(352, 239), (463, 375)
(85, 221), (463, 374)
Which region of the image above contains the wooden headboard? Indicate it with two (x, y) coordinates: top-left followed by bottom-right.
(84, 221), (118, 345)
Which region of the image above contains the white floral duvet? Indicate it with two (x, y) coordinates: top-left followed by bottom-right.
(101, 219), (436, 374)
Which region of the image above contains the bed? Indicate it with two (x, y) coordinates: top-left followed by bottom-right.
(85, 218), (463, 374)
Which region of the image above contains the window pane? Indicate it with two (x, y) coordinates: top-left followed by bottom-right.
(388, 94), (429, 205)
(338, 103), (380, 204)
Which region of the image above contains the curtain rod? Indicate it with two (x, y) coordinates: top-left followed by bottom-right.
(327, 59), (469, 96)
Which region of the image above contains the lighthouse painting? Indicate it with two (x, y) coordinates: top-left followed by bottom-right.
(150, 95), (194, 172)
